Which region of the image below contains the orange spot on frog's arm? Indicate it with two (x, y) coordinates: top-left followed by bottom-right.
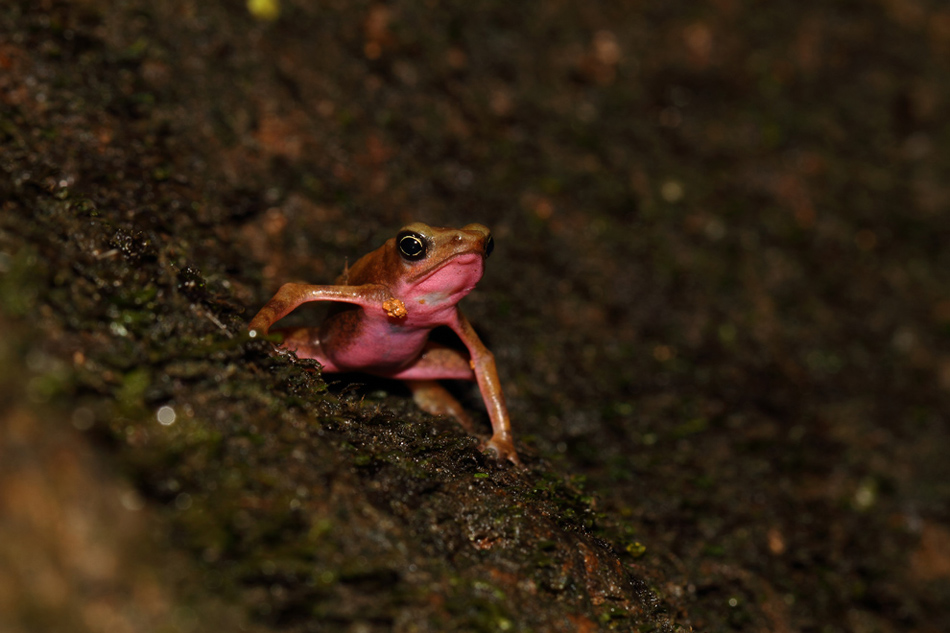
(382, 297), (407, 318)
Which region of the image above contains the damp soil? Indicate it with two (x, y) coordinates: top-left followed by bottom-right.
(2, 1), (950, 631)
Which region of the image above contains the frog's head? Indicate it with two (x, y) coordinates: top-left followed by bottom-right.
(387, 222), (494, 306)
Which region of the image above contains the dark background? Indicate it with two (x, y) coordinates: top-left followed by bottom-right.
(2, 1), (949, 631)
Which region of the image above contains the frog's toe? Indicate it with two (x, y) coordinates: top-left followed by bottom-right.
(482, 436), (521, 466)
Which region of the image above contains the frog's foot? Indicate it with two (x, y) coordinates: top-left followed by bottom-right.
(406, 379), (475, 433)
(481, 434), (521, 466)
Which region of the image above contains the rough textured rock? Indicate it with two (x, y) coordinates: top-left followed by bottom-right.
(2, 1), (949, 631)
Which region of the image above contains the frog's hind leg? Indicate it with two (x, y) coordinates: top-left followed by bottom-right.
(387, 341), (476, 381)
(270, 327), (341, 372)
(387, 342), (478, 433)
(406, 380), (475, 433)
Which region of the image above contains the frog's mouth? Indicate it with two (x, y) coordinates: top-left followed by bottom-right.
(407, 250), (485, 284)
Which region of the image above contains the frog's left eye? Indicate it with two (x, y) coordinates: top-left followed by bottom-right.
(397, 231), (427, 261)
(484, 234), (494, 259)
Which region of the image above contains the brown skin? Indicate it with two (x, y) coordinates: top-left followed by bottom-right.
(249, 223), (520, 464)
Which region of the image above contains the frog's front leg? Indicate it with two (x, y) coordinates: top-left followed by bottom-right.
(248, 282), (387, 337)
(390, 320), (520, 465)
(448, 314), (520, 465)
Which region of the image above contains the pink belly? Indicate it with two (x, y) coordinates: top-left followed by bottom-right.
(324, 319), (431, 375)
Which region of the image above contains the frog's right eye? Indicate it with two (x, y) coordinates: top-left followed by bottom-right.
(397, 231), (427, 261)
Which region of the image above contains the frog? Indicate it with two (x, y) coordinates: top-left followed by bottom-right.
(248, 222), (520, 464)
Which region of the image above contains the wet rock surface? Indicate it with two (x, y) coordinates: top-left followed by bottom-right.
(2, 1), (949, 631)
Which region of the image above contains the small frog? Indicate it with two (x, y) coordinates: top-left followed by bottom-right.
(249, 222), (520, 464)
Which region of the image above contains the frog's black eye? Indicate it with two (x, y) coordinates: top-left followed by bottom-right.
(484, 234), (494, 259)
(397, 231), (427, 261)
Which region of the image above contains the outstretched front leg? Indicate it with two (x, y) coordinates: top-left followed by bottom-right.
(248, 282), (387, 337)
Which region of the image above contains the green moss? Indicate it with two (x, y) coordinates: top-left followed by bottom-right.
(0, 248), (42, 318)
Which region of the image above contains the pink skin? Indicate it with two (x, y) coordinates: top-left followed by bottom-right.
(249, 222), (520, 464)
